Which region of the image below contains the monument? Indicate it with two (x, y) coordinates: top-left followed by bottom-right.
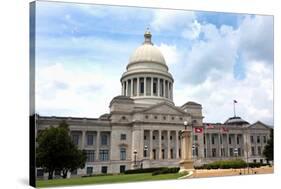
(179, 123), (194, 172)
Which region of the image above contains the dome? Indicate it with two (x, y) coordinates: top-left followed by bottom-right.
(120, 29), (174, 106)
(126, 30), (168, 72)
(129, 44), (166, 65)
(224, 116), (249, 125)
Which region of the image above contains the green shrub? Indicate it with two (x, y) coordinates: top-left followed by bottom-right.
(195, 159), (247, 170)
(124, 167), (165, 174)
(152, 167), (180, 176)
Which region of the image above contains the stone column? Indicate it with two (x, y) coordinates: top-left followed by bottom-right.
(137, 77), (139, 96)
(81, 131), (86, 149)
(226, 134), (230, 157)
(218, 134), (221, 157)
(130, 79), (133, 96)
(163, 80), (166, 98)
(125, 80), (128, 96)
(150, 130), (153, 160)
(157, 78), (160, 97)
(96, 131), (100, 160)
(179, 130), (194, 171)
(171, 83), (173, 100)
(167, 82), (170, 99)
(144, 77), (147, 96)
(167, 130), (171, 159)
(151, 77), (153, 96)
(176, 131), (179, 159)
(158, 130), (162, 160)
(210, 134), (213, 157)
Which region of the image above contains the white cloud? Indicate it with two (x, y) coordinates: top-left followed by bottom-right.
(151, 9), (195, 32)
(156, 43), (183, 66)
(36, 63), (121, 117)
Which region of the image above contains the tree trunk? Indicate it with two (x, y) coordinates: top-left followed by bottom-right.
(48, 170), (53, 180)
(62, 169), (68, 179)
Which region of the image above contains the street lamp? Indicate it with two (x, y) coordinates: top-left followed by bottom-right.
(184, 121), (188, 130)
(133, 149), (137, 168)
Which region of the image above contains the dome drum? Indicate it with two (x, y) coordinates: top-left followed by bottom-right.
(120, 30), (174, 105)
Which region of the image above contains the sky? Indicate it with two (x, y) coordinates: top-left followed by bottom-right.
(35, 1), (274, 125)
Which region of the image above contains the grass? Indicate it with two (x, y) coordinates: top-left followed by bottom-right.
(36, 172), (185, 188)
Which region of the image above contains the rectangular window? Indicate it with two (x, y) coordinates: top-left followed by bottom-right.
(258, 146), (261, 155)
(101, 134), (108, 145)
(144, 135), (147, 140)
(194, 135), (198, 141)
(120, 148), (126, 160)
(86, 167), (93, 175)
(212, 135), (215, 145)
(263, 136), (267, 143)
(251, 136), (254, 143)
(170, 149), (173, 159)
(153, 149), (156, 160)
(230, 148), (234, 157)
(144, 150), (147, 157)
(101, 166), (107, 174)
(204, 148), (207, 158)
(140, 79), (144, 94)
(238, 148), (241, 156)
(120, 165), (126, 173)
(170, 135), (172, 140)
(86, 150), (95, 162)
(229, 136), (232, 145)
(221, 148), (225, 157)
(72, 134), (79, 145)
(153, 136), (155, 140)
(251, 147), (255, 156)
(99, 150), (109, 161)
(120, 134), (126, 140)
(87, 134), (94, 145)
(237, 136), (240, 145)
(257, 136), (260, 143)
(212, 148), (216, 157)
(220, 135), (222, 144)
(162, 149), (165, 159)
(161, 136), (164, 140)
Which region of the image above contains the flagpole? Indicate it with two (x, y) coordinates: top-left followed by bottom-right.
(233, 101), (236, 117)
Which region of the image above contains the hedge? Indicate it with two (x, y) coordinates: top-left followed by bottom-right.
(152, 167), (180, 176)
(194, 160), (269, 170)
(124, 167), (180, 175)
(124, 167), (165, 174)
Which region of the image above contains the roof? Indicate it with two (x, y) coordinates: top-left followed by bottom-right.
(224, 116), (249, 125)
(181, 101), (202, 107)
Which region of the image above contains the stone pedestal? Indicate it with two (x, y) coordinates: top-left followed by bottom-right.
(179, 130), (194, 172)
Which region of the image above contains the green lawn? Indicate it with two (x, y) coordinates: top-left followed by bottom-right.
(36, 173), (184, 188)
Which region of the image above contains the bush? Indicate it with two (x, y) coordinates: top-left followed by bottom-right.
(195, 159), (247, 170)
(124, 167), (165, 174)
(152, 167), (180, 176)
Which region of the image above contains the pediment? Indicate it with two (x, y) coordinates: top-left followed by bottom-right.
(248, 121), (271, 130)
(140, 102), (187, 115)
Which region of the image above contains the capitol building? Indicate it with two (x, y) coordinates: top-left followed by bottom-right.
(36, 30), (272, 177)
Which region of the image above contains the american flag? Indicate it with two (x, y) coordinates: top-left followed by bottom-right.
(194, 127), (203, 133)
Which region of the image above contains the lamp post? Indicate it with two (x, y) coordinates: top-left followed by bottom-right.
(133, 150), (137, 168)
(184, 121), (188, 130)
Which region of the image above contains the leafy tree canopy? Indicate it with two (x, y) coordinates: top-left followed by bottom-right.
(36, 120), (86, 179)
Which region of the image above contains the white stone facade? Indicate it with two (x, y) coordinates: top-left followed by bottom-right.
(36, 31), (272, 178)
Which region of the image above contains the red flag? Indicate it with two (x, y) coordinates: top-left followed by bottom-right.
(194, 128), (203, 133)
(221, 127), (229, 133)
(234, 100), (237, 103)
(205, 123), (215, 129)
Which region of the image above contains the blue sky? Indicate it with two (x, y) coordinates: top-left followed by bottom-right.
(35, 1), (274, 125)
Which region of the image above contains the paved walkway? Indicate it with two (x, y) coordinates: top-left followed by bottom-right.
(191, 166), (273, 178)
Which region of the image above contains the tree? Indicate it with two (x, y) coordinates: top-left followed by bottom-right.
(36, 121), (86, 179)
(263, 129), (273, 163)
